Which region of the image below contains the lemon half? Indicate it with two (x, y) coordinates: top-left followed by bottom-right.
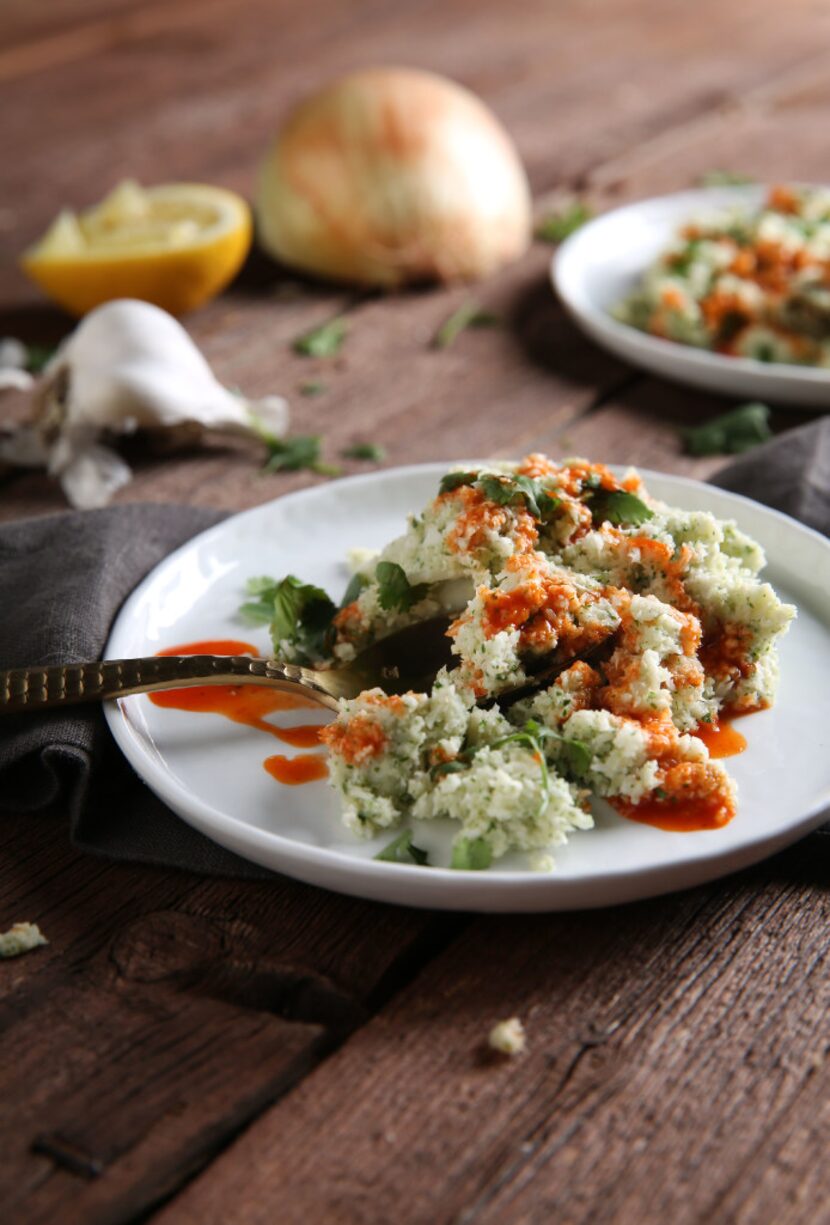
(21, 180), (252, 316)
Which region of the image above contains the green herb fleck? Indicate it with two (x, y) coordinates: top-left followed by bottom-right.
(240, 575), (336, 663)
(682, 402), (772, 457)
(439, 470), (479, 495)
(375, 561), (429, 612)
(433, 302), (500, 349)
(340, 572), (369, 607)
(450, 837), (493, 871)
(299, 380), (326, 397)
(375, 830), (429, 866)
(586, 488), (654, 527)
(259, 432), (341, 477)
(476, 473), (560, 522)
(342, 442), (386, 462)
(535, 201), (593, 243)
(698, 170), (755, 187)
(25, 343), (56, 373)
(293, 316), (347, 358)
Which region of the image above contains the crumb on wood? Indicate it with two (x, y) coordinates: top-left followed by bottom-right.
(488, 1016), (527, 1056)
(0, 922), (48, 959)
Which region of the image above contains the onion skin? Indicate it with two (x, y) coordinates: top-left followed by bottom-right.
(256, 67), (532, 287)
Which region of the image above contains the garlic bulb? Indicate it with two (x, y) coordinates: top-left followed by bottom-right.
(0, 299), (289, 509)
(256, 68), (532, 287)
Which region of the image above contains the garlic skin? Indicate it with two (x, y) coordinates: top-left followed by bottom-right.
(256, 67), (532, 288)
(0, 299), (289, 509)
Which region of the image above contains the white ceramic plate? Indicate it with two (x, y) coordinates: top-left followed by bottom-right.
(105, 464), (830, 912)
(552, 185), (830, 409)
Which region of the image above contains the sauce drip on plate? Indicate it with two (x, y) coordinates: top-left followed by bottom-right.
(694, 718), (747, 759)
(150, 640), (325, 781)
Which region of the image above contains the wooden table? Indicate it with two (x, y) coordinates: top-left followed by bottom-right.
(2, 2), (829, 1221)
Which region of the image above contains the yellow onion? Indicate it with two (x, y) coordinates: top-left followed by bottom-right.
(256, 67), (532, 287)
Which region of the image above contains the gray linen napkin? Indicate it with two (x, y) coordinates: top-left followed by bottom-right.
(1, 419), (828, 875)
(0, 503), (274, 878)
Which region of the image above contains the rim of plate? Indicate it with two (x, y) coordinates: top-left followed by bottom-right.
(551, 183), (830, 396)
(104, 462), (830, 906)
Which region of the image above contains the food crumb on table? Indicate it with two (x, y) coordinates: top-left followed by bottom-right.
(488, 1017), (527, 1055)
(0, 922), (48, 959)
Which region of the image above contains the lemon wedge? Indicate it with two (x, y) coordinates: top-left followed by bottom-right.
(21, 181), (252, 317)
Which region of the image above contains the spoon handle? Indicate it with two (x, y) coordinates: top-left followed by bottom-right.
(0, 655), (339, 714)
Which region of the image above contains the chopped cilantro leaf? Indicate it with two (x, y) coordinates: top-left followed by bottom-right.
(698, 170), (755, 187)
(341, 571), (369, 607)
(476, 473), (560, 521)
(439, 470), (479, 494)
(342, 442), (386, 462)
(450, 837), (493, 870)
(433, 302), (500, 349)
(586, 488), (654, 527)
(293, 316), (347, 357)
(299, 380), (326, 396)
(259, 432), (341, 477)
(682, 402), (772, 456)
(375, 830), (429, 866)
(240, 574), (336, 662)
(535, 201), (592, 243)
(375, 561), (429, 612)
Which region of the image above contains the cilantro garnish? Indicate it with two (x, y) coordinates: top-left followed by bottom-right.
(477, 473), (560, 521)
(698, 170), (755, 187)
(240, 575), (336, 662)
(433, 302), (500, 349)
(682, 403), (772, 457)
(340, 572), (369, 607)
(535, 201), (593, 244)
(375, 830), (429, 866)
(259, 432), (341, 476)
(439, 471), (479, 494)
(299, 380), (326, 397)
(450, 837), (493, 871)
(586, 488), (654, 527)
(375, 561), (429, 612)
(293, 316), (347, 357)
(342, 442), (387, 462)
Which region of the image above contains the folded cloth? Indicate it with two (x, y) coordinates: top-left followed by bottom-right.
(711, 415), (830, 535)
(1, 420), (827, 877)
(0, 503), (274, 878)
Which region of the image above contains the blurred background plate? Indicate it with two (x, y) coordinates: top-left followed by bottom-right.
(552, 185), (830, 410)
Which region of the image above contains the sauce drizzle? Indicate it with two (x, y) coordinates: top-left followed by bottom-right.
(694, 719), (747, 759)
(150, 640), (325, 779)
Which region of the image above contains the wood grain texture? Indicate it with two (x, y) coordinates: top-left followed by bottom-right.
(0, 811), (461, 1225)
(151, 838), (830, 1225)
(1, 0), (828, 1222)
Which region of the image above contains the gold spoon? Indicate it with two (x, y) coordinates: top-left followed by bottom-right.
(0, 617), (457, 715)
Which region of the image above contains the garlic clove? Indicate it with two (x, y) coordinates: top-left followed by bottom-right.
(59, 443), (133, 510)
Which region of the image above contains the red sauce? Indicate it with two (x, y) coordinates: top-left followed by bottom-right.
(264, 754), (328, 785)
(694, 719), (747, 759)
(150, 640), (321, 763)
(615, 792), (732, 832)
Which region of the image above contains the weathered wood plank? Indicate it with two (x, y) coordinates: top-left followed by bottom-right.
(150, 837), (830, 1225)
(0, 811), (461, 1225)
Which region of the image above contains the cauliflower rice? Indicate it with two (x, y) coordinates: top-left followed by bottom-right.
(252, 454), (795, 870)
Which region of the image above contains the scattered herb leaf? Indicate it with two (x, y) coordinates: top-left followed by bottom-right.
(375, 830), (429, 866)
(439, 470), (479, 494)
(25, 342), (56, 373)
(586, 488), (654, 527)
(476, 473), (560, 521)
(341, 572), (369, 607)
(293, 316), (347, 358)
(535, 201), (593, 243)
(240, 575), (336, 662)
(342, 442), (386, 462)
(375, 561), (429, 612)
(299, 380), (326, 397)
(698, 170), (755, 187)
(681, 402), (772, 456)
(259, 432), (341, 477)
(450, 837), (493, 871)
(433, 302), (500, 349)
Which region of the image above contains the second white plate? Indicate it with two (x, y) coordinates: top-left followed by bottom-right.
(553, 185), (830, 409)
